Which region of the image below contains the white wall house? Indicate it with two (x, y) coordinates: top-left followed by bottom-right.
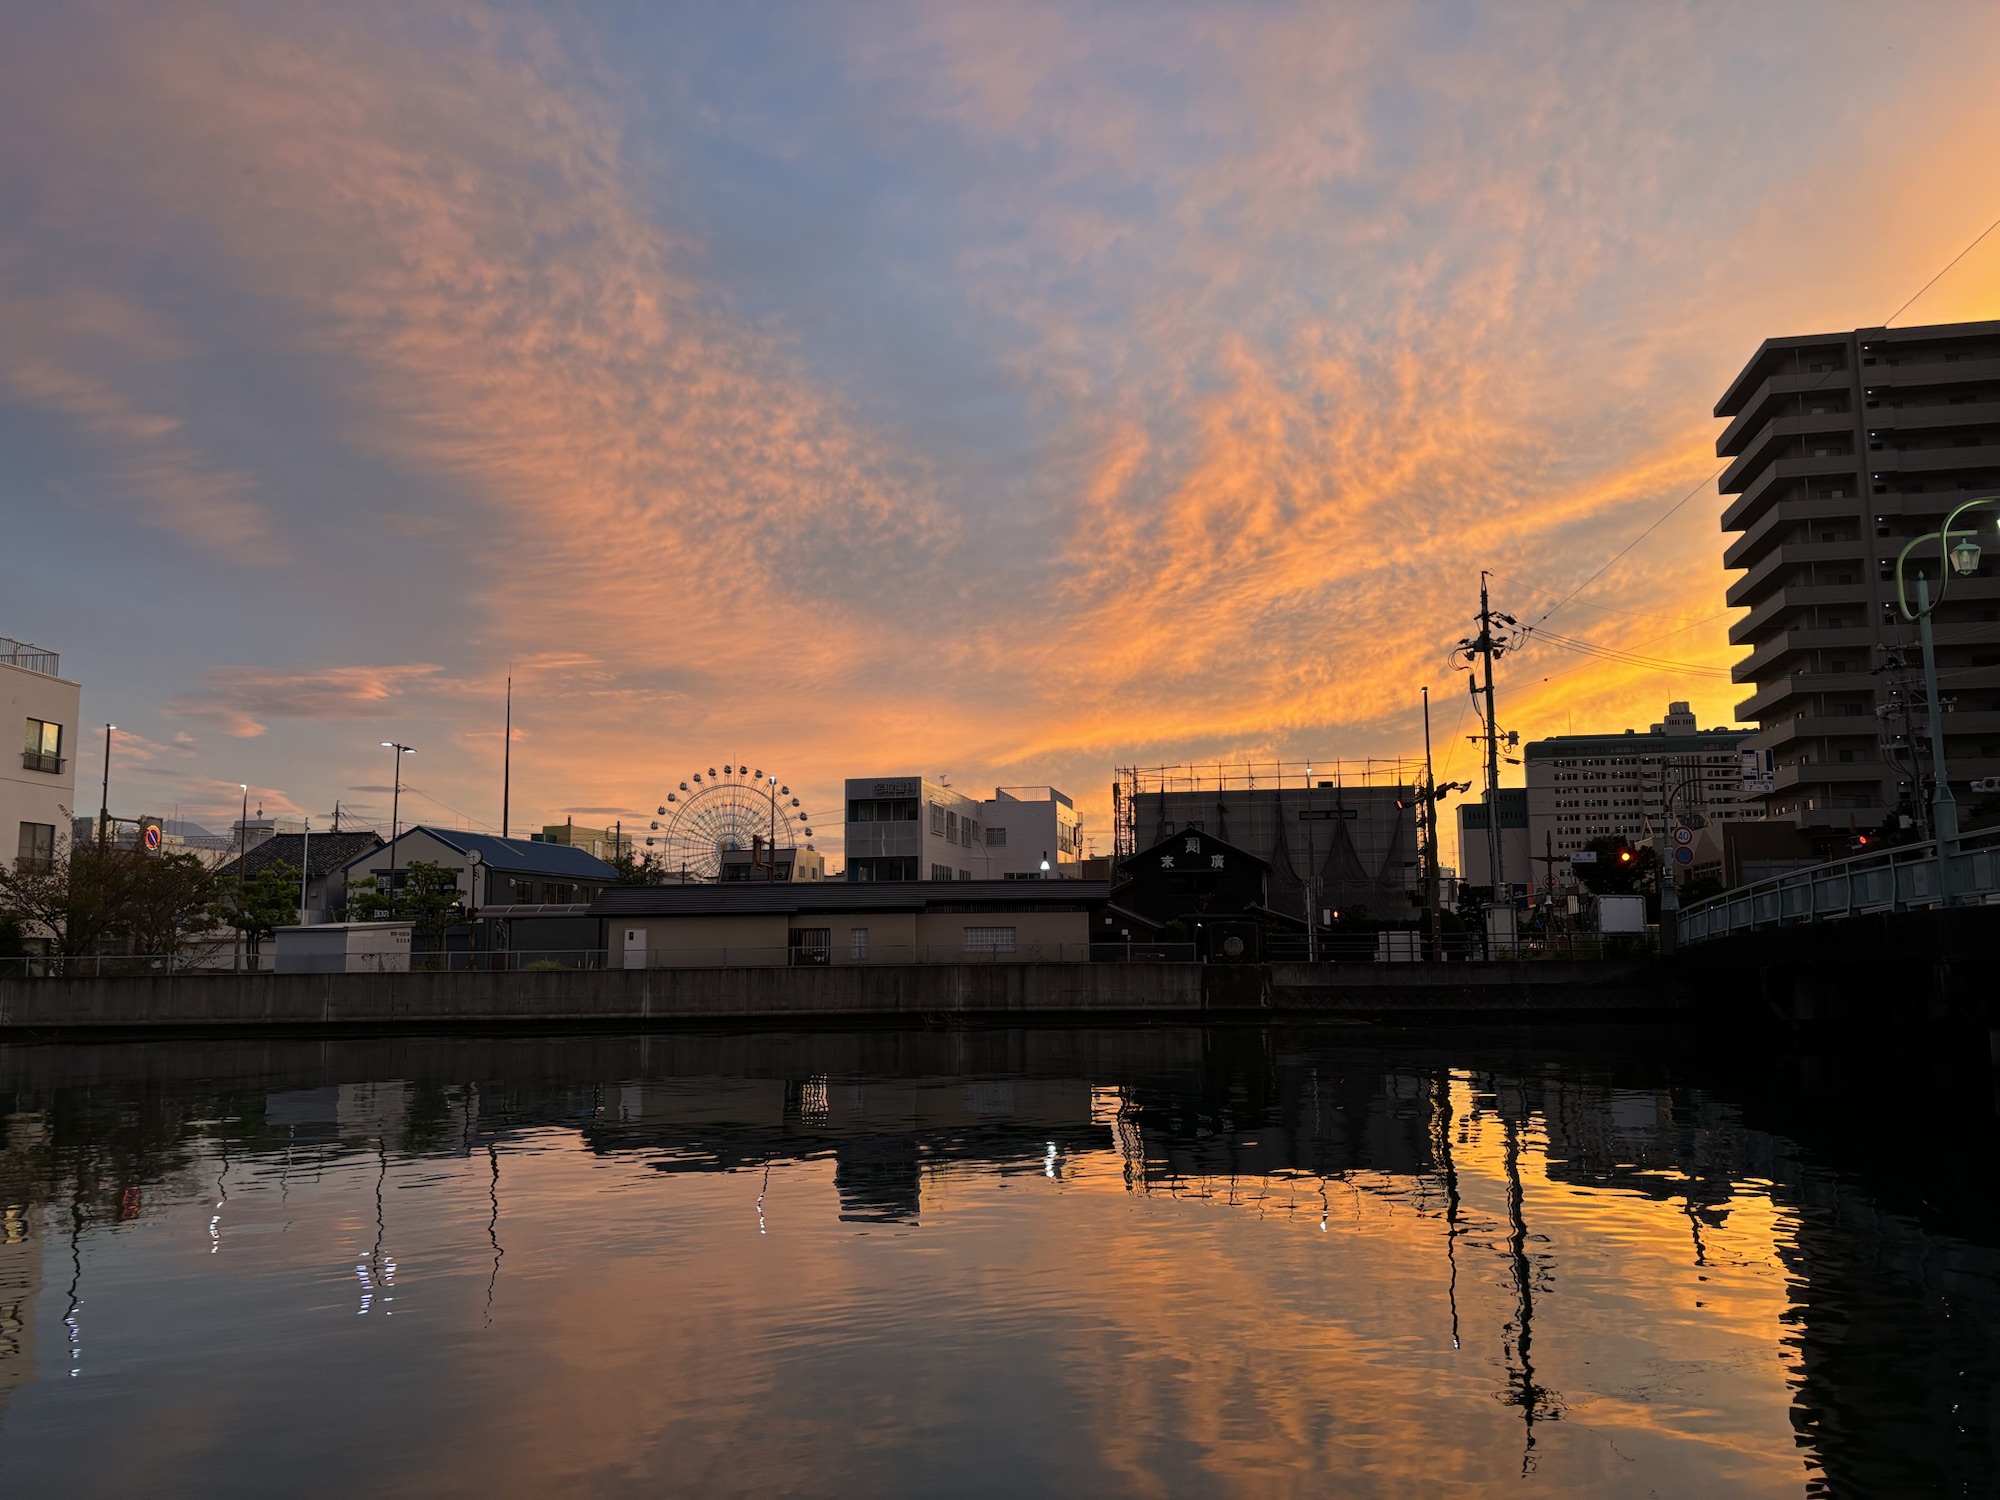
(1, 639), (80, 873)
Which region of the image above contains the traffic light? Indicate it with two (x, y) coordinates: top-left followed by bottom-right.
(1616, 848), (1634, 865)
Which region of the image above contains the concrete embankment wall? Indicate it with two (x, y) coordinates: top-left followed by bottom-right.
(0, 958), (1690, 1032)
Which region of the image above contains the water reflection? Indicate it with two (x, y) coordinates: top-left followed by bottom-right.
(0, 1026), (1992, 1495)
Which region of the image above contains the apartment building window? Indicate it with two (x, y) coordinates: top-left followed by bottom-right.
(850, 927), (869, 961)
(16, 822), (55, 874)
(945, 809), (958, 842)
(930, 804), (946, 836)
(963, 926), (1017, 954)
(986, 826), (1008, 846)
(931, 863), (954, 881)
(22, 718), (62, 775)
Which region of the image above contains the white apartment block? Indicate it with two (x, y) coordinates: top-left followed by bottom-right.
(2, 639), (80, 873)
(1526, 701), (1764, 882)
(843, 777), (1083, 881)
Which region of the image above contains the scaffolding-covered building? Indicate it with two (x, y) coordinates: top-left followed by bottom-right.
(1115, 762), (1422, 922)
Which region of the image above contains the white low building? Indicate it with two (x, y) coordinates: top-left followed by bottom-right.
(842, 777), (1084, 881)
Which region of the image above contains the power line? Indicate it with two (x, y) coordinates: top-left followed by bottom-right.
(1526, 205), (2000, 630)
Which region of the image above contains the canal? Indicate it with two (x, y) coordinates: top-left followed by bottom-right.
(0, 1023), (1993, 1495)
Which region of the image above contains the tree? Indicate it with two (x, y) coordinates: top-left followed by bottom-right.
(344, 860), (463, 941)
(1575, 836), (1657, 896)
(609, 847), (667, 886)
(127, 853), (221, 960)
(212, 860), (302, 963)
(0, 835), (140, 957)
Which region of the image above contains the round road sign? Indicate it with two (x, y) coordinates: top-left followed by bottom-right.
(1672, 826), (1693, 847)
(1673, 845), (1694, 865)
(142, 824), (163, 852)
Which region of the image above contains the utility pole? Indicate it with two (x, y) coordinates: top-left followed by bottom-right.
(1303, 761), (1317, 963)
(1422, 687), (1442, 957)
(1478, 572), (1504, 896)
(98, 723), (115, 847)
(501, 672), (513, 840)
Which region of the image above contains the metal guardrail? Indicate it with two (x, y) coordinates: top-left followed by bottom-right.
(1676, 825), (2000, 945)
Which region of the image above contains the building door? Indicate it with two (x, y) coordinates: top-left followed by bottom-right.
(623, 927), (646, 969)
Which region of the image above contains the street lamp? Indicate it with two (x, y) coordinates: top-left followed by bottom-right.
(1040, 853), (1051, 879)
(381, 742), (415, 905)
(234, 782), (249, 972)
(1893, 493), (2000, 905)
(98, 724), (116, 846)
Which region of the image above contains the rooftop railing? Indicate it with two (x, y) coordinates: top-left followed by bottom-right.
(0, 638), (60, 676)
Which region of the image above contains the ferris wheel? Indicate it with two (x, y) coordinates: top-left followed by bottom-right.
(646, 763), (814, 881)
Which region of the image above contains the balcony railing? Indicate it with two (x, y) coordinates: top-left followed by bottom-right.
(20, 751), (63, 774)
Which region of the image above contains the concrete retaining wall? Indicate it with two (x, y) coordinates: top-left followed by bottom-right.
(0, 957), (1693, 1032)
(0, 963), (1204, 1030)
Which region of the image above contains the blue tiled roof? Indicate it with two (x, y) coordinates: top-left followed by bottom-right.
(359, 826), (618, 880)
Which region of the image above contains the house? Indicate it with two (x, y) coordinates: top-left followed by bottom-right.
(214, 830), (384, 923)
(591, 879), (1110, 967)
(3, 637), (79, 874)
(1110, 825), (1299, 961)
(332, 826), (618, 915)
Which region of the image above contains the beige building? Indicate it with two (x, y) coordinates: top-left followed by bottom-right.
(2, 639), (80, 872)
(843, 776), (1084, 882)
(593, 880), (1108, 967)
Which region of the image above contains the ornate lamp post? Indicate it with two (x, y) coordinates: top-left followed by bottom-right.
(1893, 494), (2000, 905)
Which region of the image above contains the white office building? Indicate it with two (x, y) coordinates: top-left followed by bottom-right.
(843, 777), (1084, 881)
(2, 639), (80, 874)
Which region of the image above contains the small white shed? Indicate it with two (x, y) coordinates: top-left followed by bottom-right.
(274, 921), (414, 974)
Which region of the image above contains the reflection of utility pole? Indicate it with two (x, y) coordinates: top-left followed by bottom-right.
(1434, 1070), (1462, 1351)
(1499, 1109), (1559, 1476)
(485, 1140), (504, 1327)
(1423, 690), (1442, 957)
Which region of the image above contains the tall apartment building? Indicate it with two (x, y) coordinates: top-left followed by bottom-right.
(1, 639), (80, 873)
(1717, 319), (2000, 831)
(1523, 701), (1761, 885)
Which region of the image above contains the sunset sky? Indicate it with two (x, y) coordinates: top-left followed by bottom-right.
(6, 1), (2000, 863)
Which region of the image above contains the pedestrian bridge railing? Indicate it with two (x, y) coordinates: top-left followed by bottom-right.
(1676, 825), (2000, 946)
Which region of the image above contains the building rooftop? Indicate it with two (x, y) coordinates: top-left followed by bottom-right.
(0, 637), (62, 678)
(351, 827), (621, 880)
(591, 879), (1111, 918)
(215, 830), (384, 883)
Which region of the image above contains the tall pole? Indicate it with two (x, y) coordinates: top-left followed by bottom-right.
(382, 742), (414, 907)
(501, 672), (512, 840)
(1917, 572), (1959, 900)
(299, 816), (311, 925)
(1423, 687), (1442, 956)
(235, 782), (248, 972)
(1478, 572), (1504, 896)
(98, 723), (114, 847)
(1303, 761), (1317, 963)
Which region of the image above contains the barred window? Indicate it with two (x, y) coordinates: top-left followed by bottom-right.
(962, 926), (1016, 954)
(930, 803), (946, 836)
(986, 826), (1007, 846)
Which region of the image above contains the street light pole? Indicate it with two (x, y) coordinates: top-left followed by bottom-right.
(234, 782), (248, 972)
(1894, 494), (1999, 906)
(381, 742), (415, 908)
(98, 724), (115, 847)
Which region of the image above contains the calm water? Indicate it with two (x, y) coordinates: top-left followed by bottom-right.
(1, 1024), (1995, 1496)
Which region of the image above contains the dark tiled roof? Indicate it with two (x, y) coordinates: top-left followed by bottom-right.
(589, 879), (1111, 918)
(215, 831), (382, 882)
(343, 827), (618, 881)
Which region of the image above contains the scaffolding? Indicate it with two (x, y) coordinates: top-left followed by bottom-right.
(1112, 759), (1421, 860)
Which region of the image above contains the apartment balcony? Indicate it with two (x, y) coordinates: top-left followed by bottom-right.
(1719, 449), (1861, 499)
(1732, 626), (1878, 684)
(1737, 671), (1884, 723)
(1718, 369), (1860, 456)
(1727, 542), (1870, 609)
(1863, 399), (2000, 436)
(1862, 356), (2000, 397)
(20, 751), (65, 775)
(1769, 758), (1893, 794)
(1728, 582), (1872, 647)
(1718, 414), (1859, 494)
(1723, 496), (1877, 573)
(1754, 716), (1884, 752)
(1864, 444), (2000, 482)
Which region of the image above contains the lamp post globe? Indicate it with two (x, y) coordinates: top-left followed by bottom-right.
(1952, 536), (1982, 576)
